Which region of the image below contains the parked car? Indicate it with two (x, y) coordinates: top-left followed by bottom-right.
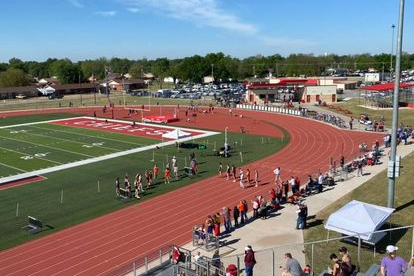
(48, 93), (64, 99)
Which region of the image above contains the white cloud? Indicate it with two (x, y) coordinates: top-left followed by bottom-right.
(95, 11), (118, 17)
(67, 0), (84, 8)
(121, 0), (258, 35)
(127, 7), (140, 13)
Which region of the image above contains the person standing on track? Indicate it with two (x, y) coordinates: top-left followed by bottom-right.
(239, 168), (245, 189)
(274, 167), (281, 184)
(246, 168), (251, 185)
(232, 165), (237, 182)
(226, 164), (231, 180)
(254, 169), (259, 187)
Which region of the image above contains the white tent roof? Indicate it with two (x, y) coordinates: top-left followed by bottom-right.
(162, 129), (192, 140)
(324, 200), (394, 240)
(37, 86), (55, 95)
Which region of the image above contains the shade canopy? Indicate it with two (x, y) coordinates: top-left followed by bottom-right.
(324, 200), (394, 240)
(162, 129), (191, 140)
(362, 82), (414, 91)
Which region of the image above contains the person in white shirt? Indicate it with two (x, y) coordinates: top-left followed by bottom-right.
(239, 168), (245, 189)
(273, 167), (281, 184)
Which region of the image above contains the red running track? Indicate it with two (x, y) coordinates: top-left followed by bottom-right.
(0, 107), (384, 276)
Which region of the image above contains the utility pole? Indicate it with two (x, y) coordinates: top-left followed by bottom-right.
(387, 0), (405, 208)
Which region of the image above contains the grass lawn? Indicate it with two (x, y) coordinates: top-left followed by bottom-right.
(303, 150), (414, 273)
(0, 113), (78, 127)
(333, 98), (414, 127)
(0, 119), (289, 250)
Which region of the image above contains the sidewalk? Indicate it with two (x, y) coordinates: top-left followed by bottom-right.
(182, 142), (414, 275)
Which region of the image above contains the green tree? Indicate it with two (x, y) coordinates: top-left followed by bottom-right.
(0, 68), (30, 87)
(49, 59), (79, 84)
(128, 63), (143, 78)
(27, 61), (49, 78)
(151, 58), (170, 88)
(8, 58), (27, 72)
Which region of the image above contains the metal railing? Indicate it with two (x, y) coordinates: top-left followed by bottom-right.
(214, 225), (414, 276)
(101, 245), (172, 276)
(192, 225), (220, 251)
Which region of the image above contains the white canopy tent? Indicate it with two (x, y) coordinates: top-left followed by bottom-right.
(37, 86), (55, 95)
(325, 200), (394, 241)
(162, 129), (192, 140)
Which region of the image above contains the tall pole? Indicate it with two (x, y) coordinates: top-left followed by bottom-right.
(105, 67), (109, 97)
(390, 24), (396, 81)
(211, 63), (214, 81)
(225, 127), (228, 158)
(387, 0), (405, 208)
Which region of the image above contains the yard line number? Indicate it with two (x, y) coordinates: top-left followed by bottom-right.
(20, 152), (51, 160)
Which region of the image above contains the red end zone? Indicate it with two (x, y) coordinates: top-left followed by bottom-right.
(50, 117), (204, 140)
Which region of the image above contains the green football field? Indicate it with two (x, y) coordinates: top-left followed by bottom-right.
(0, 120), (159, 179)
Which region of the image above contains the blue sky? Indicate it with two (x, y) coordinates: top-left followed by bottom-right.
(0, 0), (413, 62)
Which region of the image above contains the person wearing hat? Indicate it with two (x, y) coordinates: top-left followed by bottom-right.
(380, 245), (408, 276)
(244, 245), (256, 276)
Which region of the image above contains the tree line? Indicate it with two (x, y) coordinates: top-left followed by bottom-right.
(1, 52), (414, 87)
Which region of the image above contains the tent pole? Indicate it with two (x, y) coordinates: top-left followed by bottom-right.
(357, 235), (361, 272)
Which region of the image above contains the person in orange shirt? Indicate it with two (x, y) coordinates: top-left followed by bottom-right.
(238, 201), (245, 224)
(153, 164), (159, 179)
(164, 167), (170, 184)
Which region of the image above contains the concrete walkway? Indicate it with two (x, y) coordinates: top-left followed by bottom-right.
(182, 141), (414, 275)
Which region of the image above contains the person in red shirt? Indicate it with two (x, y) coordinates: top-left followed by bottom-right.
(246, 168), (251, 184)
(164, 167), (170, 184)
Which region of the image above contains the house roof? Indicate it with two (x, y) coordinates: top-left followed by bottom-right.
(51, 83), (97, 90)
(247, 78), (317, 89)
(363, 82), (414, 91)
(0, 86), (38, 94)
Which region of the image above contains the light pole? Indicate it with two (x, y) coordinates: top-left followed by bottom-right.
(390, 24), (396, 81)
(224, 127), (228, 158)
(387, 0), (405, 208)
(211, 63), (214, 81)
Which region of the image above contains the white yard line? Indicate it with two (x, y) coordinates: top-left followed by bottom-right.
(0, 146), (63, 165)
(0, 136), (94, 158)
(10, 127), (120, 152)
(27, 124), (145, 147)
(0, 131), (218, 185)
(0, 162), (27, 173)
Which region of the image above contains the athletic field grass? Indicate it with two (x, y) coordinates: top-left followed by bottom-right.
(334, 98), (414, 127)
(303, 150), (414, 273)
(0, 115), (289, 250)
